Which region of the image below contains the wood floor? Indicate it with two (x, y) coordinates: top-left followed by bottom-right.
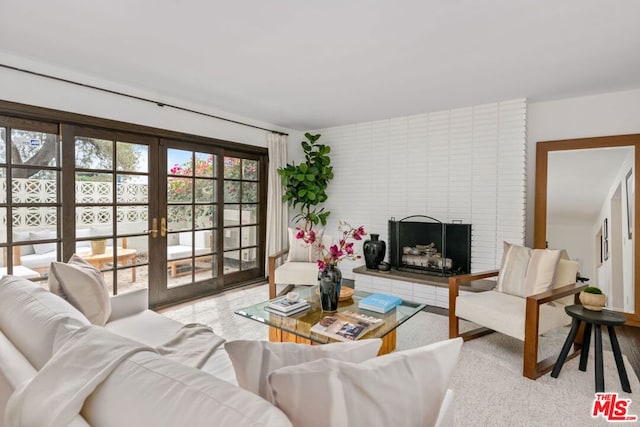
(614, 325), (640, 379)
(424, 306), (640, 379)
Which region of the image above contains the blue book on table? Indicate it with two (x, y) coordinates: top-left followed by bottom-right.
(358, 293), (403, 313)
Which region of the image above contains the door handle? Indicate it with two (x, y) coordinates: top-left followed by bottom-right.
(161, 217), (167, 238)
(148, 218), (158, 238)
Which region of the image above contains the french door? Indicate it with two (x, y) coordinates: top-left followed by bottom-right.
(0, 115), (266, 307)
(150, 139), (266, 307)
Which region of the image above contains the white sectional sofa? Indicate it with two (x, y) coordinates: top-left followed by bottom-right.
(0, 278), (288, 427)
(0, 276), (460, 427)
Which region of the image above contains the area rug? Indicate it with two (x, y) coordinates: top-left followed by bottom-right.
(161, 284), (640, 426)
(397, 312), (640, 426)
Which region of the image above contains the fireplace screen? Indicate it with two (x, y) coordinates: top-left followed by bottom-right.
(389, 215), (471, 276)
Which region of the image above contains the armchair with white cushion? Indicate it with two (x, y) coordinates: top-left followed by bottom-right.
(268, 228), (332, 299)
(448, 243), (587, 379)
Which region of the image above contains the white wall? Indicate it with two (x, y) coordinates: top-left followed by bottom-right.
(0, 52), (297, 146)
(594, 152), (634, 311)
(547, 221), (594, 282)
(299, 99), (527, 279)
(526, 88), (640, 246)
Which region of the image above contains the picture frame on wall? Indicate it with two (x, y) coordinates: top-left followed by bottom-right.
(626, 169), (634, 240)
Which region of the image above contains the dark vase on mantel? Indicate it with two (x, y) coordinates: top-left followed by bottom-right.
(318, 264), (342, 312)
(363, 234), (386, 270)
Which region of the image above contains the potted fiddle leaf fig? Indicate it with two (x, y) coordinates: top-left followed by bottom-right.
(278, 133), (334, 231)
(580, 286), (606, 311)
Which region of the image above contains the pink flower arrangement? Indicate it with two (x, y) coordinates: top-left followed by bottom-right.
(296, 221), (367, 270)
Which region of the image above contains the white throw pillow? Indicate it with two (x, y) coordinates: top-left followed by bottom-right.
(497, 242), (531, 297)
(286, 227), (325, 263)
(523, 247), (562, 295)
(29, 230), (57, 255)
(498, 242), (563, 297)
(267, 338), (463, 427)
(48, 254), (112, 326)
(225, 339), (382, 402)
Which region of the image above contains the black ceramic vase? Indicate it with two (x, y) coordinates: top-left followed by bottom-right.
(363, 234), (386, 270)
(318, 264), (342, 312)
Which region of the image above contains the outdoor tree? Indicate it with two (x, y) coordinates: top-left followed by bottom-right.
(3, 130), (139, 179)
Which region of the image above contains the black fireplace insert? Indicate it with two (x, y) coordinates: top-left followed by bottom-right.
(388, 215), (471, 276)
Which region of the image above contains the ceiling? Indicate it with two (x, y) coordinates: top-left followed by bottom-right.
(1, 1), (640, 130)
(547, 147), (633, 224)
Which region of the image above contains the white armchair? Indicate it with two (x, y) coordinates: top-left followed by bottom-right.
(448, 245), (587, 379)
(268, 229), (332, 299)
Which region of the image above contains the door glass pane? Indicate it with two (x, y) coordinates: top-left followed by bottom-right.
(224, 181), (240, 202)
(242, 159), (258, 180)
(168, 149), (192, 175)
(13, 207), (57, 230)
(224, 204), (240, 226)
(223, 156), (240, 179)
(117, 175), (148, 203)
(195, 152), (215, 177)
(117, 142), (148, 173)
(168, 177), (193, 203)
(195, 179), (215, 202)
(75, 137), (112, 169)
(224, 250), (239, 274)
(224, 227), (240, 250)
(242, 225), (257, 247)
(241, 248), (257, 270)
(0, 208), (6, 244)
(76, 173), (112, 203)
(12, 129), (59, 167)
(242, 182), (258, 203)
(168, 205), (192, 231)
(0, 168), (6, 203)
(12, 169), (57, 203)
(0, 127), (6, 162)
(117, 205), (148, 225)
(195, 205), (214, 229)
(241, 204), (257, 225)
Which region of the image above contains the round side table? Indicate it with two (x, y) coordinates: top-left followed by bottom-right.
(551, 304), (631, 393)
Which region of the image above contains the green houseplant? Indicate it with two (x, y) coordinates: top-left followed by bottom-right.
(278, 133), (334, 230)
(580, 286), (606, 311)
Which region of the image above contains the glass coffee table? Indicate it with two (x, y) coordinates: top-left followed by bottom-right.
(235, 287), (425, 355)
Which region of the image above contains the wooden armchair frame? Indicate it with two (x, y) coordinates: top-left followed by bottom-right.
(268, 247), (290, 299)
(449, 270), (587, 379)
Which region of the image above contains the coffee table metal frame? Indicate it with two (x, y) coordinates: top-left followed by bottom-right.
(235, 287), (425, 355)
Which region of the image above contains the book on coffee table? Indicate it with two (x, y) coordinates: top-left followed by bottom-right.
(264, 304), (310, 316)
(265, 296), (310, 314)
(310, 310), (383, 342)
(358, 293), (403, 314)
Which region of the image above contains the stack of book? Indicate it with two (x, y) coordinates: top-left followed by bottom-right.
(264, 296), (310, 316)
(358, 293), (403, 314)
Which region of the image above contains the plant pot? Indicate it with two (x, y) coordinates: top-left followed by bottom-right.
(579, 291), (606, 311)
(317, 264), (342, 312)
(91, 240), (107, 255)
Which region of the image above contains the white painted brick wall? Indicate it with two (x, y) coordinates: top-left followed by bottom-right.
(314, 98), (527, 280)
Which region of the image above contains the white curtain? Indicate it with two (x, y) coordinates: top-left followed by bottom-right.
(265, 133), (288, 270)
